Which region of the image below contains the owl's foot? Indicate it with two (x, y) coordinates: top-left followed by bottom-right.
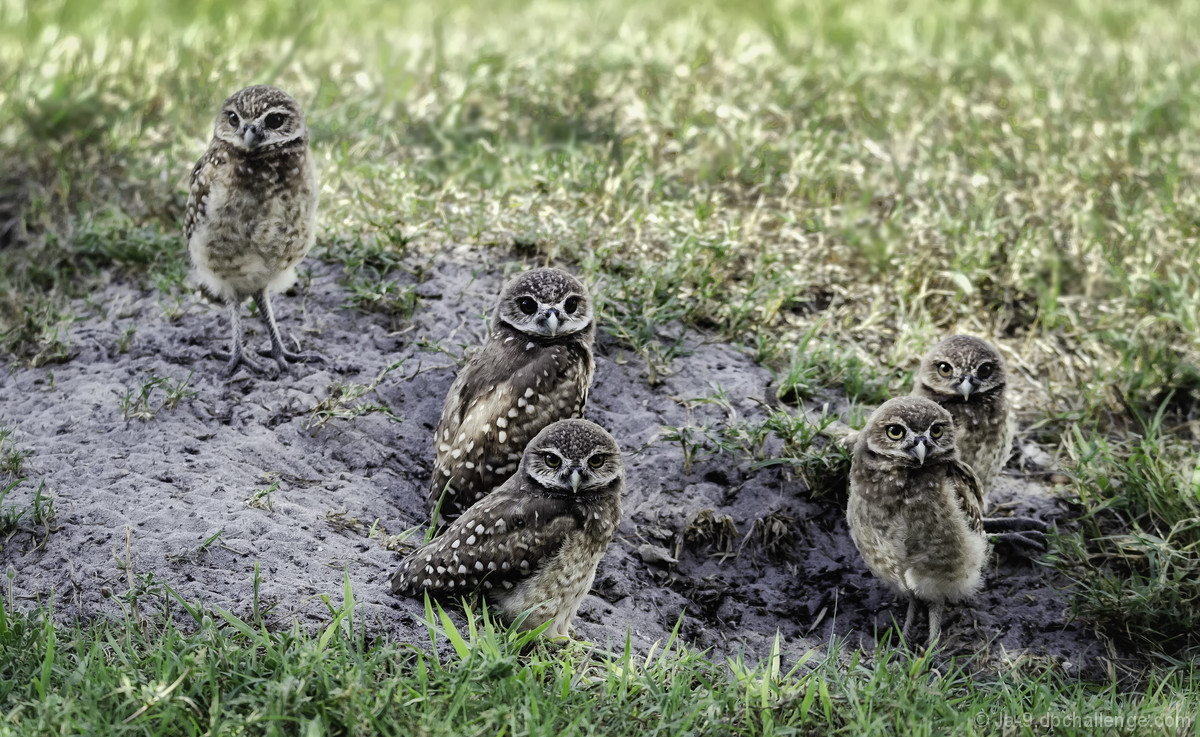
(982, 516), (1050, 534)
(212, 346), (273, 379)
(991, 530), (1048, 555)
(984, 516), (1050, 556)
(252, 290), (324, 374)
(257, 345), (326, 374)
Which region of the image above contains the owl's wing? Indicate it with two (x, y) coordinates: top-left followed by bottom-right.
(428, 339), (589, 514)
(392, 485), (579, 597)
(183, 148), (219, 242)
(948, 459), (985, 535)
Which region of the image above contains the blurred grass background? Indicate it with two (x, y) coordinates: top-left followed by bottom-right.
(2, 0), (1200, 695)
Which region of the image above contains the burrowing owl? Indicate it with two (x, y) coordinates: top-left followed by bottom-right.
(911, 335), (1013, 502)
(428, 268), (595, 523)
(392, 419), (623, 638)
(185, 85), (322, 378)
(911, 335), (1047, 549)
(847, 396), (988, 646)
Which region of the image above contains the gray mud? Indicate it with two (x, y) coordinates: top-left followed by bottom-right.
(0, 244), (1111, 671)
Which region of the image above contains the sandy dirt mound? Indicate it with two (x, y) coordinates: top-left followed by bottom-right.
(0, 245), (1104, 669)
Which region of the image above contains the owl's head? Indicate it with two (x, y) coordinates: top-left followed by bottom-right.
(522, 419), (623, 495)
(860, 397), (957, 467)
(915, 335), (1007, 403)
(212, 85), (308, 152)
(495, 268), (593, 339)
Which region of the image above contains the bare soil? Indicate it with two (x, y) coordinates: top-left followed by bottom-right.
(0, 244), (1109, 672)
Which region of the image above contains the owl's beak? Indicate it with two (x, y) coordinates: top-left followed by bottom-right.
(545, 308), (561, 336)
(568, 467), (582, 492)
(911, 439), (927, 465)
(241, 123), (263, 148)
(956, 377), (974, 400)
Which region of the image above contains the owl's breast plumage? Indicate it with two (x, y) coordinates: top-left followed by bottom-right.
(186, 140), (318, 300)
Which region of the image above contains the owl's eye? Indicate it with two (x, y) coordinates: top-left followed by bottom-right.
(542, 453), (561, 468)
(227, 112), (240, 127)
(517, 297), (537, 315)
(936, 362), (953, 377)
(265, 112), (286, 130)
(587, 453), (606, 469)
(885, 424), (906, 441)
(977, 362), (994, 379)
(929, 424), (944, 439)
(564, 296), (580, 314)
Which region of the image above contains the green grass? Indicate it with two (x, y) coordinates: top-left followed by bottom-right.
(3, 0), (1200, 729)
(1, 585), (1196, 736)
(119, 370), (198, 421)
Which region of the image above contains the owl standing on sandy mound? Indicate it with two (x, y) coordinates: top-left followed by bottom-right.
(847, 396), (989, 647)
(393, 419), (623, 639)
(185, 84), (322, 378)
(428, 268), (595, 523)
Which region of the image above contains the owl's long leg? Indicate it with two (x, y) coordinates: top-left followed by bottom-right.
(253, 290), (325, 372)
(212, 303), (267, 378)
(927, 601), (944, 648)
(900, 596), (919, 642)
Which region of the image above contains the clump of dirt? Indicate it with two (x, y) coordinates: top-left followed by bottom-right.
(0, 244), (1113, 672)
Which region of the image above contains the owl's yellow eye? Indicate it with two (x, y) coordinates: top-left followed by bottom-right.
(929, 424), (944, 439)
(543, 453), (561, 468)
(885, 424), (905, 441)
(587, 454), (606, 469)
(936, 362), (953, 377)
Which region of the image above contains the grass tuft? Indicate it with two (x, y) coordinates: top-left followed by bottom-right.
(119, 371), (197, 421)
(1052, 398), (1200, 651)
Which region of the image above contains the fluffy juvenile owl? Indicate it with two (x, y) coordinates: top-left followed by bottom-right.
(428, 268), (595, 523)
(910, 335), (1014, 503)
(847, 396), (988, 646)
(185, 84), (322, 377)
(392, 419), (623, 639)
